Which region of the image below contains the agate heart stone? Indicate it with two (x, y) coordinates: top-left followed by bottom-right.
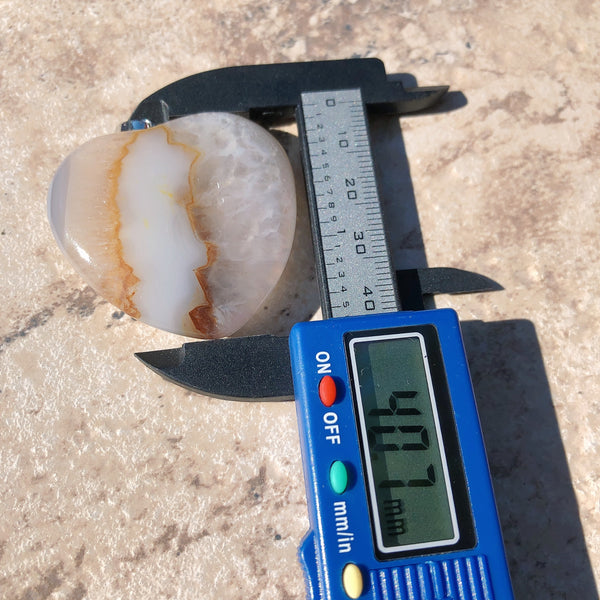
(47, 113), (297, 338)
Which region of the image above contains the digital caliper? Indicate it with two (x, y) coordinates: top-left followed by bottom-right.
(129, 60), (515, 599)
(290, 310), (512, 599)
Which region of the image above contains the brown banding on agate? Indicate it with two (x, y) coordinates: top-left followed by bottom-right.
(106, 132), (141, 318)
(189, 242), (219, 337)
(162, 126), (221, 337)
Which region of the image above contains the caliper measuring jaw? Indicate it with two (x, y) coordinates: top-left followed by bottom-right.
(128, 59), (500, 399)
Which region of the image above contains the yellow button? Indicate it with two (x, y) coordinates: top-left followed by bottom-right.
(342, 563), (363, 599)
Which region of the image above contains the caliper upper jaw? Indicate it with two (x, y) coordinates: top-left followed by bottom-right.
(121, 58), (448, 130)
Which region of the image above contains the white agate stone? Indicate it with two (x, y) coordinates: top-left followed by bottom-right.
(47, 112), (297, 338)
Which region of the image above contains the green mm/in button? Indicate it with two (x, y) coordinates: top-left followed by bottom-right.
(329, 461), (349, 494)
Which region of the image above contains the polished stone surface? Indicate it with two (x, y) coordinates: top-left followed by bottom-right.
(1, 1), (599, 598)
(47, 112), (297, 339)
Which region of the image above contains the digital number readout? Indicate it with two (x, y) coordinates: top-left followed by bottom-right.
(349, 331), (460, 554)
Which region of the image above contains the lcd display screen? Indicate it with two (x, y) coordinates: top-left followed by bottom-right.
(349, 331), (460, 554)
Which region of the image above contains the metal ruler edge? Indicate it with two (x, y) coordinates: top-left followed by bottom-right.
(297, 88), (399, 319)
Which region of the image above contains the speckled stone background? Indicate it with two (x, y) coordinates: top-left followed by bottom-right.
(1, 1), (599, 599)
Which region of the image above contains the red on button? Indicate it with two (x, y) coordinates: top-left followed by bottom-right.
(318, 375), (337, 407)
